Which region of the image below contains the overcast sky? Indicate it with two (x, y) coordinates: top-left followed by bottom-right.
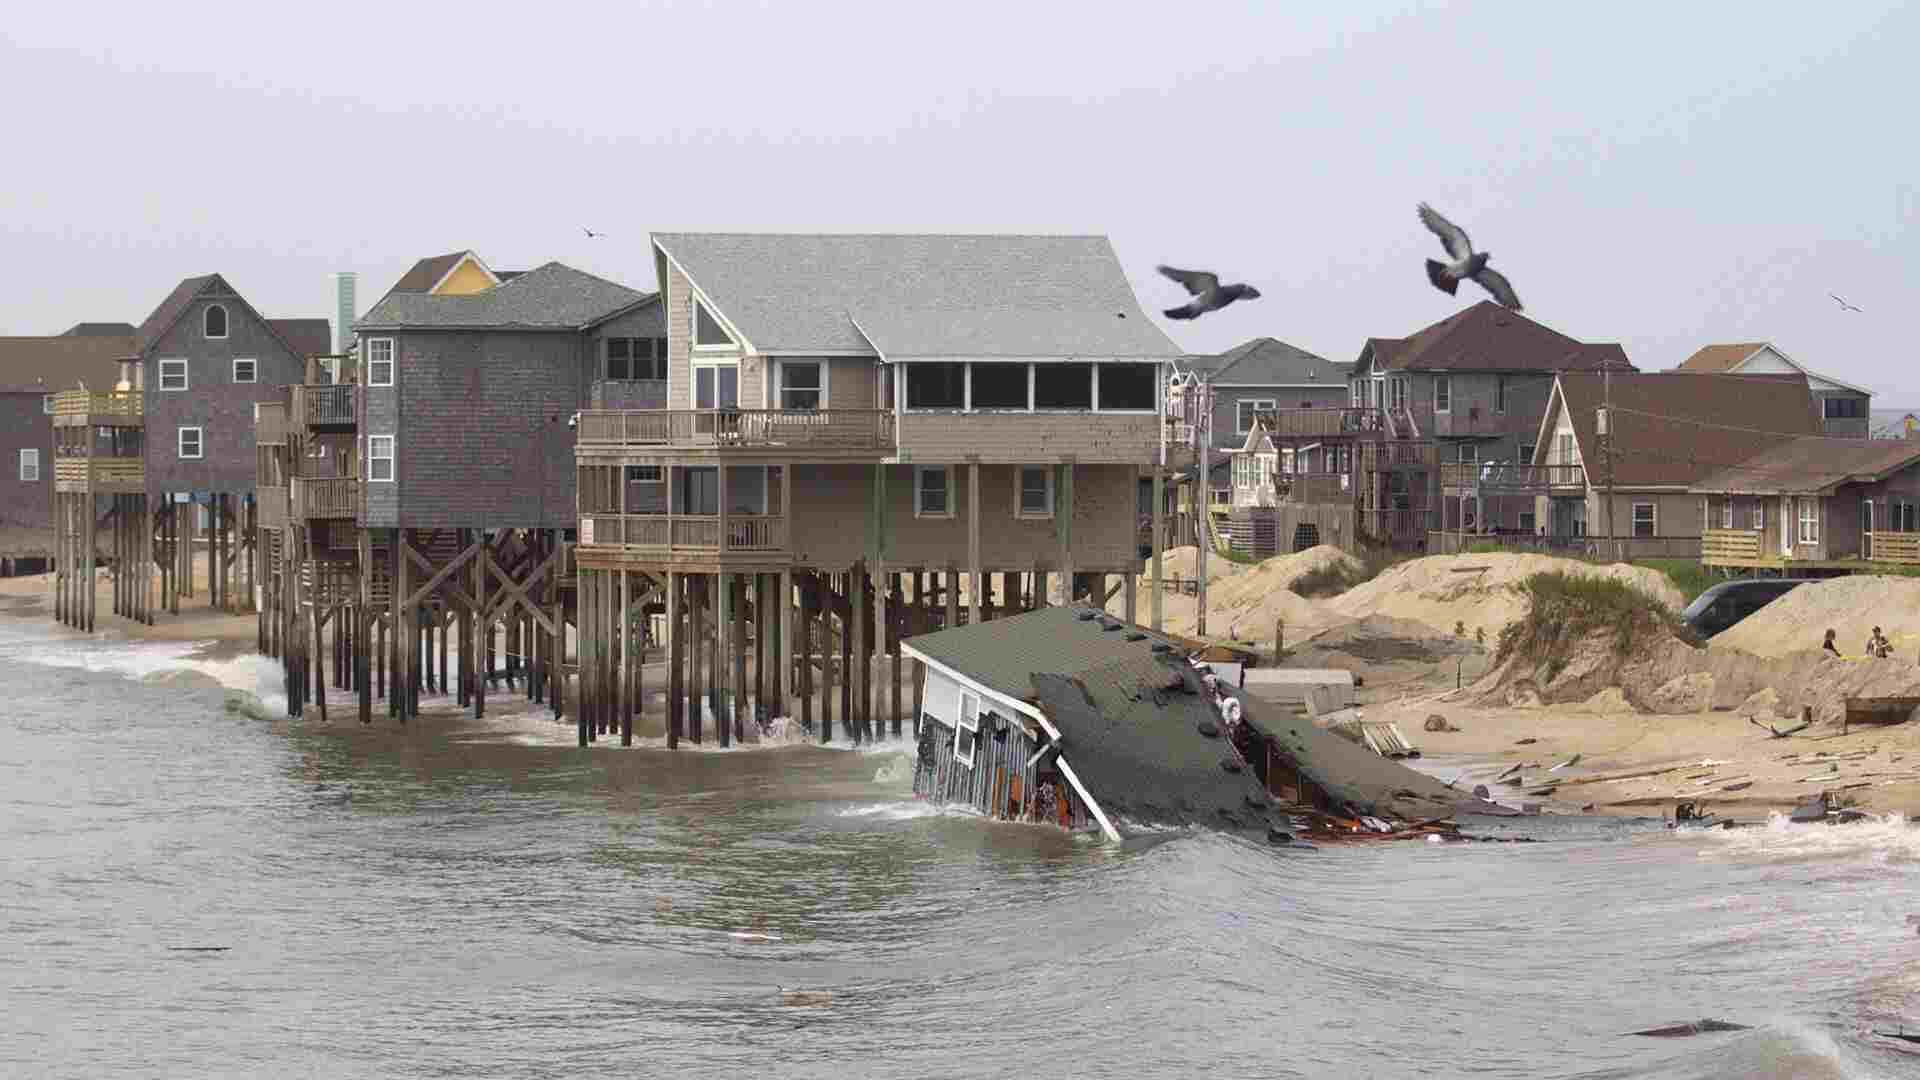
(3, 2), (1914, 400)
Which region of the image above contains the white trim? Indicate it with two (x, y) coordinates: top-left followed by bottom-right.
(652, 241), (758, 354)
(427, 251), (502, 294)
(177, 426), (204, 460)
(1234, 398), (1277, 434)
(1015, 465), (1055, 519)
(231, 357), (257, 384)
(202, 303), (229, 340)
(42, 394), (55, 415)
(1723, 343), (1877, 398)
(19, 448), (39, 483)
(157, 358), (189, 392)
(368, 434), (395, 482)
(914, 464), (954, 519)
(365, 338), (395, 387)
(954, 692), (981, 767)
(1433, 374), (1452, 413)
(1630, 501), (1656, 538)
(876, 354), (1179, 365)
(899, 645), (1119, 843)
(774, 357), (829, 410)
(692, 359), (741, 410)
(1210, 381), (1348, 389)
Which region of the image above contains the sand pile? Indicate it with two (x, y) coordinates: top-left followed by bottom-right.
(1121, 546), (1348, 645)
(1328, 553), (1683, 641)
(1708, 576), (1920, 660)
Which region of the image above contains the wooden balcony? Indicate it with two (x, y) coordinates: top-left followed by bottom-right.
(1431, 403), (1507, 438)
(1252, 407), (1386, 439)
(292, 476), (360, 519)
(53, 456), (144, 493)
(1277, 472), (1352, 502)
(576, 513), (791, 570)
(291, 384), (358, 428)
(51, 389), (142, 429)
(576, 409), (894, 453)
(1440, 462), (1586, 491)
(256, 402), (289, 446)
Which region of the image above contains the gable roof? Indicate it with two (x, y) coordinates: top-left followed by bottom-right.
(1676, 341), (1873, 398)
(0, 333), (136, 393)
(386, 250), (500, 296)
(1192, 337), (1348, 384)
(270, 319), (334, 359)
(1692, 438), (1920, 496)
(1549, 372), (1820, 488)
(61, 322), (136, 337)
(1364, 301), (1633, 375)
(652, 232), (1180, 357)
(355, 262), (649, 331)
(133, 273), (315, 362)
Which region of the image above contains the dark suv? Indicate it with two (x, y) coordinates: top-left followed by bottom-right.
(1680, 578), (1813, 639)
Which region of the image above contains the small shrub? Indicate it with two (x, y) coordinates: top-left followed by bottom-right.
(1289, 561), (1364, 598)
(1495, 571), (1693, 669)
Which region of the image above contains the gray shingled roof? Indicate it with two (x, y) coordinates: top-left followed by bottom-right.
(653, 232), (1180, 356)
(356, 262), (649, 331)
(270, 319), (334, 359)
(1191, 337), (1349, 384)
(1691, 437), (1920, 496)
(850, 308), (1173, 359)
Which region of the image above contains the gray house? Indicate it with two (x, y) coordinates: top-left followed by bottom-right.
(1190, 337), (1350, 451)
(1677, 342), (1872, 438)
(0, 330), (131, 549)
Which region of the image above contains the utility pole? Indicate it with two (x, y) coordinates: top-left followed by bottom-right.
(1602, 364), (1617, 561)
(1197, 375), (1212, 638)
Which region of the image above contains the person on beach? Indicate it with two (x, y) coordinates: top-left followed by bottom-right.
(1823, 629), (1840, 657)
(1870, 628), (1891, 658)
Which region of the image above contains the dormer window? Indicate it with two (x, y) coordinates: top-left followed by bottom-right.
(694, 300), (733, 348)
(204, 304), (228, 340)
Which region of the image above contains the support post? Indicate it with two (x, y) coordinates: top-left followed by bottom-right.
(967, 463), (982, 627)
(1152, 467), (1165, 632)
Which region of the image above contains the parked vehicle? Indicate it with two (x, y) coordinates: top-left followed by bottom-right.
(1680, 578), (1812, 639)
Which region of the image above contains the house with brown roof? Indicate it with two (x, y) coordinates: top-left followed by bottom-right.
(1526, 371), (1820, 557)
(1, 330), (135, 550)
(1677, 342), (1872, 438)
(1693, 437), (1920, 571)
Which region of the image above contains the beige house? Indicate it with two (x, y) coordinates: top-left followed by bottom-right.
(1696, 438), (1920, 571)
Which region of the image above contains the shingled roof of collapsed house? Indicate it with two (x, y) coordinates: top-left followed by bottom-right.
(902, 606), (1469, 836)
(355, 262), (657, 331)
(651, 232), (1182, 358)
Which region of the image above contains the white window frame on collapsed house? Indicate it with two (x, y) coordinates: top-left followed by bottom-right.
(1798, 498), (1819, 544)
(366, 338), (395, 387)
(232, 358), (257, 384)
(1236, 398), (1276, 434)
(1016, 466), (1054, 519)
(1632, 502), (1656, 538)
(19, 448), (39, 482)
(158, 359), (189, 392)
(203, 303), (228, 340)
(776, 360), (826, 411)
(1433, 376), (1452, 413)
(915, 465), (953, 519)
(368, 435), (395, 482)
(178, 426), (204, 460)
(954, 691), (980, 768)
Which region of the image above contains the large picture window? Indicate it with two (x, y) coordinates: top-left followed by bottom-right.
(970, 363), (1028, 409)
(906, 363), (964, 409)
(1097, 363), (1157, 411)
(1033, 363), (1092, 409)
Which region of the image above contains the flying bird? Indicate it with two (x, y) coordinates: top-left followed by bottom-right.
(583, 227), (605, 239)
(1418, 203), (1523, 311)
(1829, 293), (1862, 313)
(1156, 265), (1261, 320)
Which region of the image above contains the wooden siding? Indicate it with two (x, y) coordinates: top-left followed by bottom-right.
(913, 669), (1091, 831)
(897, 412), (1158, 465)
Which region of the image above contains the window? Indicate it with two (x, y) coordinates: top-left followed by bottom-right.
(178, 427), (203, 459)
(42, 394), (55, 415)
(906, 363), (964, 409)
(1236, 398), (1276, 433)
(1632, 502), (1655, 538)
(1391, 377), (1408, 411)
(1721, 498), (1734, 530)
(1098, 363), (1158, 411)
(232, 358), (257, 384)
(1519, 443), (1536, 465)
(1519, 511), (1536, 534)
(605, 338), (666, 381)
(694, 300), (732, 348)
(368, 435), (394, 482)
(971, 363), (1029, 409)
(1017, 466), (1053, 517)
(627, 465), (663, 484)
(1033, 363), (1093, 409)
(915, 465), (952, 518)
(1556, 432), (1577, 465)
(18, 448), (39, 482)
(1434, 376), (1452, 413)
(954, 692), (980, 767)
(1863, 499), (1875, 534)
(1824, 396), (1866, 420)
(203, 304), (228, 339)
(1457, 443), (1477, 464)
(1751, 500), (1765, 531)
(778, 361), (823, 410)
(158, 359), (188, 392)
(1797, 498), (1819, 544)
(366, 339), (394, 387)
(694, 363), (740, 410)
(1495, 376), (1508, 413)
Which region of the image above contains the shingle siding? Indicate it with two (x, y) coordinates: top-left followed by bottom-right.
(896, 413), (1159, 464)
(362, 359), (399, 526)
(144, 293), (304, 495)
(0, 394), (50, 536)
(1212, 385), (1346, 448)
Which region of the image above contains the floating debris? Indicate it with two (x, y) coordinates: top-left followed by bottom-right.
(1626, 1019), (1752, 1038)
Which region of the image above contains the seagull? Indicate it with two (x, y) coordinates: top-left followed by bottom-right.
(1829, 293), (1863, 313)
(1417, 203), (1523, 311)
(1156, 265), (1261, 320)
(583, 227), (605, 239)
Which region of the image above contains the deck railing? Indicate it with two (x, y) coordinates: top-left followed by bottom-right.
(53, 457), (144, 488)
(1701, 528), (1763, 563)
(1864, 532), (1920, 565)
(1439, 462), (1586, 489)
(52, 389), (142, 422)
(292, 477), (360, 519)
(581, 513), (787, 553)
(1252, 407), (1386, 438)
(575, 409), (895, 450)
(1434, 531), (1703, 559)
(292, 384), (357, 426)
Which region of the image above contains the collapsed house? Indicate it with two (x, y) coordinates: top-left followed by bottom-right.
(900, 606), (1476, 842)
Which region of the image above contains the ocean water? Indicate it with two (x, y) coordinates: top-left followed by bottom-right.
(0, 610), (1916, 1079)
